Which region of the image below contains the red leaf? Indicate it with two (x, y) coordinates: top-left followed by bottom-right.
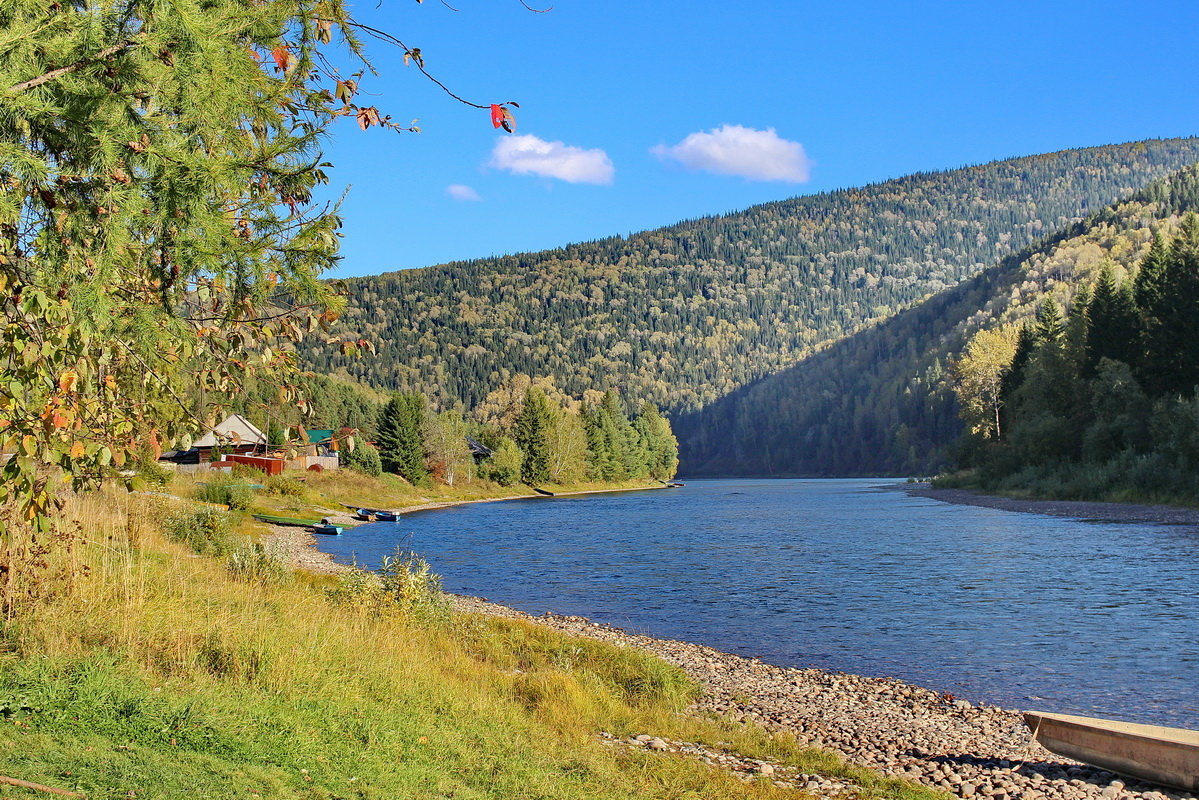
(271, 46), (290, 72)
(490, 104), (503, 129)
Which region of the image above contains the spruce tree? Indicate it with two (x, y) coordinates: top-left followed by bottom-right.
(1134, 233), (1172, 393)
(1139, 217), (1199, 396)
(514, 387), (554, 485)
(1084, 263), (1139, 375)
(376, 394), (428, 485)
(1033, 298), (1066, 345)
(600, 391), (639, 479)
(582, 403), (615, 480)
(999, 324), (1036, 434)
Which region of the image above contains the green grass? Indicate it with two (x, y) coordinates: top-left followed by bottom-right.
(0, 491), (946, 800)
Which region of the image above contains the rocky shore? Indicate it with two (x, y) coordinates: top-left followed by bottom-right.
(452, 595), (1196, 800)
(907, 484), (1199, 526)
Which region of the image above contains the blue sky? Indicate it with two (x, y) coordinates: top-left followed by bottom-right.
(319, 0), (1199, 279)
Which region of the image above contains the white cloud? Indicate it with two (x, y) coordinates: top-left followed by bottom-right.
(489, 134), (614, 185)
(446, 184), (482, 202)
(651, 124), (812, 182)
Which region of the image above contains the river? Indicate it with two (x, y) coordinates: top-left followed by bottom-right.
(314, 478), (1199, 727)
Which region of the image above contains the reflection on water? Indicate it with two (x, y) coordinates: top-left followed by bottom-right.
(315, 479), (1199, 727)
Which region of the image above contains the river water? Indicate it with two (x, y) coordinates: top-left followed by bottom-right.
(315, 478), (1199, 727)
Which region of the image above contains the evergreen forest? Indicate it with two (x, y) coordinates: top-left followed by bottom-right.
(676, 165), (1199, 480)
(301, 139), (1199, 420)
(946, 196), (1199, 502)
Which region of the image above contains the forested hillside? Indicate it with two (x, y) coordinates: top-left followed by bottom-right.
(303, 139), (1199, 414)
(674, 165), (1199, 476)
(943, 171), (1199, 502)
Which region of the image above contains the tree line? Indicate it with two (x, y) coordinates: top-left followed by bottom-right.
(346, 375), (679, 488)
(951, 213), (1199, 502)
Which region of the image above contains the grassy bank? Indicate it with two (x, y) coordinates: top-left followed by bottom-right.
(0, 488), (942, 800)
(183, 468), (668, 526)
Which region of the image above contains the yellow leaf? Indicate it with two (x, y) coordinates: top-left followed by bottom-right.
(70, 441), (85, 459)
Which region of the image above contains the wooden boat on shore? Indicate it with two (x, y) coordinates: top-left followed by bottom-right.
(1023, 711), (1199, 791)
(341, 504), (398, 522)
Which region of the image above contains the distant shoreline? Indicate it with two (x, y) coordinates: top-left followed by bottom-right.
(906, 483), (1199, 526)
(264, 482), (669, 575)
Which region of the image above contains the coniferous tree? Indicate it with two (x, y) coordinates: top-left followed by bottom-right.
(1001, 325), (1037, 403)
(515, 387), (554, 484)
(377, 394), (428, 484)
(1134, 233), (1173, 393)
(600, 391), (640, 479)
(581, 403), (617, 480)
(1033, 298), (1066, 345)
(1138, 215), (1199, 397)
(1084, 263), (1139, 375)
(633, 402), (680, 479)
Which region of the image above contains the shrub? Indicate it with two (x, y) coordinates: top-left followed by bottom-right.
(230, 463), (267, 480)
(226, 542), (290, 584)
(196, 474), (255, 510)
(163, 507), (237, 556)
(379, 550), (449, 620)
(340, 442), (382, 477)
(135, 461), (174, 488)
(326, 549), (448, 621)
(264, 474), (307, 498)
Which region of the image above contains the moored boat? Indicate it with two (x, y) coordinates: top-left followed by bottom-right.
(1023, 711), (1199, 791)
(311, 523), (344, 535)
(342, 504), (398, 521)
(251, 513), (323, 527)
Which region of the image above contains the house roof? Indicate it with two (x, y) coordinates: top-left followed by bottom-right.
(193, 413), (267, 448)
(465, 436), (494, 458)
(305, 429), (334, 445)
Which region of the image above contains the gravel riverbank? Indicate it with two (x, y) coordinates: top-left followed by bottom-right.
(452, 596), (1196, 800)
(906, 484), (1199, 526)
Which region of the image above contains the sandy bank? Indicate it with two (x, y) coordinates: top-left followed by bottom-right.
(907, 484), (1199, 526)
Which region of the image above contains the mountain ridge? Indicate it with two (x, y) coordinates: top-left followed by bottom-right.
(302, 138), (1199, 425)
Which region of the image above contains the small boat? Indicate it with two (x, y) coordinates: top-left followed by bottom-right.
(311, 522), (343, 535)
(1024, 711), (1199, 791)
(342, 504), (398, 521)
(252, 513), (324, 528)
